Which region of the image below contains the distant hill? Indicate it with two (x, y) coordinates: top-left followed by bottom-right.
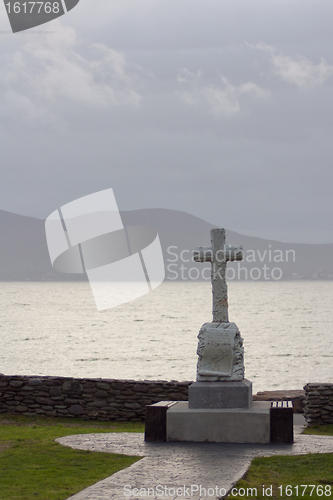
(0, 208), (332, 281)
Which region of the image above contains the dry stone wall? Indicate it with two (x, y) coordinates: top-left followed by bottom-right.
(1, 374), (322, 423)
(303, 383), (333, 425)
(0, 375), (190, 422)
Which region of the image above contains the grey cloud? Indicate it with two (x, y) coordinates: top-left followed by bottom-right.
(1, 0), (333, 243)
(0, 22), (142, 127)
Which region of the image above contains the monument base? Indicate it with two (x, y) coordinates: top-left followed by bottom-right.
(166, 401), (271, 443)
(189, 379), (252, 409)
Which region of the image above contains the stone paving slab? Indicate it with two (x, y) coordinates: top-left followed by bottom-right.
(57, 421), (333, 500)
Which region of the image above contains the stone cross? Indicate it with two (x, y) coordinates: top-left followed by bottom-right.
(193, 228), (243, 323)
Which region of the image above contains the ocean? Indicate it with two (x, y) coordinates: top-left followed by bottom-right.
(0, 280), (332, 394)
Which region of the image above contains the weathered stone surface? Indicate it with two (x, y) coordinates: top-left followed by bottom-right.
(69, 405), (84, 415)
(168, 392), (186, 400)
(0, 374), (189, 422)
(304, 383), (333, 426)
(112, 382), (127, 390)
(193, 228), (243, 323)
(28, 378), (43, 386)
(124, 402), (142, 410)
(150, 387), (164, 393)
(50, 387), (61, 396)
(82, 388), (96, 394)
(95, 390), (108, 398)
(119, 411), (136, 419)
(62, 381), (83, 393)
(133, 384), (149, 393)
(87, 400), (108, 407)
(44, 378), (62, 386)
(196, 322), (244, 382)
(36, 397), (54, 405)
(16, 405), (29, 412)
(45, 411), (57, 417)
(64, 398), (80, 405)
(9, 380), (24, 388)
(96, 382), (110, 391)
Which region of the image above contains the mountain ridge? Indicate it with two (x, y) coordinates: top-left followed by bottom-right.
(0, 208), (332, 281)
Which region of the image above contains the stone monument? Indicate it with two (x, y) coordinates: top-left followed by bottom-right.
(145, 228), (276, 443)
(188, 228), (252, 409)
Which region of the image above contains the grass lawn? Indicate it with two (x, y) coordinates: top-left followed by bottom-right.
(303, 424), (333, 436)
(0, 413), (144, 500)
(1, 414), (332, 500)
(227, 424), (333, 500)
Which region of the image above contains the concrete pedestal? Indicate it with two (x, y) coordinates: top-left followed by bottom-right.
(189, 379), (252, 409)
(166, 401), (271, 443)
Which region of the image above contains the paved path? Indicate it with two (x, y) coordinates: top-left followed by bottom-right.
(57, 417), (333, 500)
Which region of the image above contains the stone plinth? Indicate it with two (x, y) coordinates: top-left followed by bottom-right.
(189, 379), (252, 409)
(166, 401), (271, 443)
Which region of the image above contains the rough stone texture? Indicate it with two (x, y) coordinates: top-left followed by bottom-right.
(303, 383), (333, 425)
(193, 228), (245, 385)
(0, 375), (189, 422)
(0, 374), (309, 421)
(193, 228), (243, 323)
(196, 322), (244, 381)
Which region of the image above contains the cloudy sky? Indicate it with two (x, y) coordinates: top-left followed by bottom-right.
(1, 0), (333, 243)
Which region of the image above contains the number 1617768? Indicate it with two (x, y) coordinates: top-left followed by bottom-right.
(5, 2), (60, 14)
(278, 485), (332, 497)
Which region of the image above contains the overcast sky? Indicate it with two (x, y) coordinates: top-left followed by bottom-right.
(1, 0), (333, 243)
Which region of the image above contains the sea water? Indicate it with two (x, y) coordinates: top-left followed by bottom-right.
(0, 281), (332, 393)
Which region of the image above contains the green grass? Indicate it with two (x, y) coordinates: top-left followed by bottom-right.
(1, 414), (333, 500)
(0, 413), (144, 500)
(227, 454), (333, 499)
(303, 424), (333, 436)
(225, 424), (333, 499)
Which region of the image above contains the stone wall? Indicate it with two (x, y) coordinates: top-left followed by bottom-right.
(0, 375), (190, 422)
(303, 383), (333, 425)
(0, 374), (315, 422)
